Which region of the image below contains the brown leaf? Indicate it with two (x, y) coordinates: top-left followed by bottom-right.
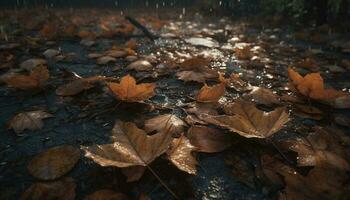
(27, 145), (80, 180)
(84, 190), (129, 200)
(167, 134), (197, 174)
(144, 114), (186, 137)
(200, 101), (289, 138)
(107, 75), (156, 102)
(334, 115), (350, 128)
(121, 166), (146, 182)
(20, 177), (76, 200)
(8, 110), (53, 133)
(261, 155), (348, 200)
(187, 125), (232, 153)
(282, 127), (350, 171)
(5, 65), (49, 90)
(56, 76), (108, 96)
(196, 83), (225, 103)
(83, 121), (172, 168)
(177, 58), (218, 82)
(243, 86), (280, 106)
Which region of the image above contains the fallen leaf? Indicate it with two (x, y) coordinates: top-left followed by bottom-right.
(121, 166), (146, 182)
(334, 115), (350, 128)
(5, 65), (49, 90)
(56, 76), (108, 96)
(261, 155), (348, 200)
(85, 190), (129, 200)
(167, 134), (197, 174)
(8, 110), (53, 133)
(27, 145), (80, 180)
(177, 58), (218, 82)
(107, 75), (156, 102)
(282, 127), (350, 171)
(126, 60), (153, 71)
(20, 177), (76, 200)
(200, 101), (289, 138)
(187, 125), (232, 153)
(43, 49), (60, 59)
(196, 83), (225, 103)
(83, 120), (172, 168)
(243, 86), (280, 106)
(288, 67), (347, 100)
(144, 114), (186, 137)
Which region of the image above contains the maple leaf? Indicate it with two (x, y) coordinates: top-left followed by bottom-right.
(288, 67), (347, 100)
(199, 101), (289, 138)
(167, 134), (198, 175)
(107, 75), (156, 102)
(5, 65), (49, 90)
(8, 110), (53, 133)
(82, 121), (172, 168)
(20, 177), (76, 200)
(196, 83), (225, 103)
(187, 125), (232, 153)
(27, 145), (80, 180)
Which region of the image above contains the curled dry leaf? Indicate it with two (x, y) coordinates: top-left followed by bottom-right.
(235, 46), (253, 60)
(20, 58), (47, 71)
(126, 60), (153, 71)
(27, 145), (80, 180)
(200, 101), (289, 138)
(107, 75), (156, 102)
(196, 83), (225, 103)
(144, 114), (186, 137)
(5, 65), (49, 90)
(20, 177), (76, 200)
(261, 155), (348, 200)
(83, 121), (172, 168)
(167, 134), (198, 174)
(219, 73), (249, 92)
(121, 166), (146, 182)
(281, 127), (350, 171)
(243, 86), (280, 106)
(188, 125), (232, 153)
(84, 190), (129, 200)
(288, 68), (349, 102)
(8, 110), (53, 133)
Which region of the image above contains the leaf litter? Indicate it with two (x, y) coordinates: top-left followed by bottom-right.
(0, 6), (350, 200)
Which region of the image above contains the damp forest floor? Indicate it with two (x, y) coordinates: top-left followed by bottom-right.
(0, 8), (350, 200)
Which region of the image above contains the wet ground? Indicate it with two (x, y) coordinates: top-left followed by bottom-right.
(0, 8), (350, 200)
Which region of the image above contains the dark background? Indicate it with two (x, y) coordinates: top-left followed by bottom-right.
(0, 0), (195, 8)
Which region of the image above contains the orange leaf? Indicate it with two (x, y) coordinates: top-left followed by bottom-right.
(288, 67), (346, 100)
(196, 83), (225, 103)
(107, 75), (156, 102)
